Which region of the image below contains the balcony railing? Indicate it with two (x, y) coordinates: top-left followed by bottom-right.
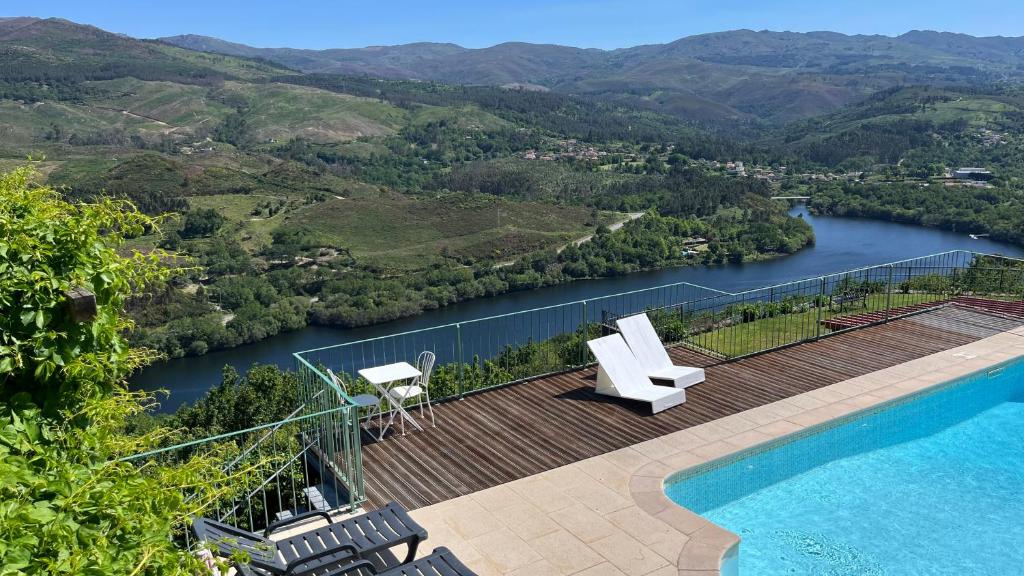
(294, 250), (1024, 404)
(125, 360), (363, 549)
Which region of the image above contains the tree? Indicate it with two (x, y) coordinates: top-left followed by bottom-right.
(180, 208), (226, 239)
(0, 166), (234, 575)
(170, 364), (301, 439)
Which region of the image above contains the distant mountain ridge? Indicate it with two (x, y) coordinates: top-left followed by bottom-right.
(2, 16), (1022, 125)
(160, 29), (1024, 124)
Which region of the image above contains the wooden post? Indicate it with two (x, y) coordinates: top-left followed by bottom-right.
(65, 288), (97, 323)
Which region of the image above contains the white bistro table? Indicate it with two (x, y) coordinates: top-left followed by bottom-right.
(358, 362), (423, 436)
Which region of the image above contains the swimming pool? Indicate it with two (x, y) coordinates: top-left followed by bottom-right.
(665, 358), (1024, 575)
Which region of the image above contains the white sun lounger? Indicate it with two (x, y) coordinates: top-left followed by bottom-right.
(616, 313), (706, 389)
(587, 334), (686, 414)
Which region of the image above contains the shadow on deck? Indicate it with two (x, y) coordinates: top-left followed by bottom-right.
(356, 306), (1022, 510)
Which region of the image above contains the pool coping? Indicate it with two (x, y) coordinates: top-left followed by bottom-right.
(318, 327), (1024, 575)
(629, 326), (1024, 575)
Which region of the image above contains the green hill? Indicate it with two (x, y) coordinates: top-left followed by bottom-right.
(785, 86), (1024, 247)
(1, 18), (290, 84)
(776, 86), (1024, 178)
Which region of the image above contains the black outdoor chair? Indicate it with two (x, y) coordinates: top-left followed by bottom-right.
(235, 547), (477, 576)
(193, 501), (426, 576)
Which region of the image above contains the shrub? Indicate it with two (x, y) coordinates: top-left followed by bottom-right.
(0, 166), (235, 575)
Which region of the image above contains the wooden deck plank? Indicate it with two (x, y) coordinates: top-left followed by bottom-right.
(355, 307), (1013, 510)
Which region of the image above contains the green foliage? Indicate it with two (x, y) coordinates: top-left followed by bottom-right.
(132, 295), (310, 360)
(51, 155), (190, 216)
(212, 108), (253, 148)
(958, 256), (1024, 296)
(167, 364), (300, 437)
(180, 208), (226, 239)
(0, 167), (175, 408)
(808, 181), (1024, 245)
(0, 392), (232, 576)
(779, 86), (1024, 179)
(725, 296), (817, 324)
(900, 273), (953, 294)
(0, 165), (235, 575)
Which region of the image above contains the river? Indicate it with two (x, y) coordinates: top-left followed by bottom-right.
(132, 206), (1024, 410)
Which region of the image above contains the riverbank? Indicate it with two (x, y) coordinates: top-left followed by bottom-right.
(131, 207), (1024, 410)
(807, 182), (1024, 246)
(132, 205), (813, 361)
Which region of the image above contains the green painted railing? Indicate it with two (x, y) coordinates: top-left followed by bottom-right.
(125, 366), (363, 544)
(295, 250), (1024, 407)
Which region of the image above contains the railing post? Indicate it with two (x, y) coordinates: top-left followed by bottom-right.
(815, 277), (825, 340)
(579, 300), (588, 366)
(884, 265), (894, 322)
(455, 323), (464, 398)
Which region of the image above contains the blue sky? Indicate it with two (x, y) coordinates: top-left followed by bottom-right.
(22, 0), (1024, 49)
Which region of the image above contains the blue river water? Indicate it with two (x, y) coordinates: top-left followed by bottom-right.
(666, 359), (1024, 575)
(132, 207), (1024, 409)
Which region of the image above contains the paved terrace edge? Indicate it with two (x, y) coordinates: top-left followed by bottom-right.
(405, 326), (1024, 576)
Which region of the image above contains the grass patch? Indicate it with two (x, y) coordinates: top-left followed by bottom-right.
(409, 104), (510, 131)
(287, 191), (612, 270)
(223, 82), (408, 143)
(0, 100), (166, 142)
(690, 292), (949, 358)
(84, 78), (234, 128)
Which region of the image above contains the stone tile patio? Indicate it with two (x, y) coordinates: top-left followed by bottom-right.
(401, 328), (1024, 575)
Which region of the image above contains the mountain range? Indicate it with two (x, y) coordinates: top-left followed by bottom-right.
(161, 28), (1024, 124)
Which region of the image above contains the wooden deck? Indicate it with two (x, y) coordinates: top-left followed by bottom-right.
(357, 306), (1022, 510)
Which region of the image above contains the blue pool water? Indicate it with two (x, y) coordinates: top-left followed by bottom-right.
(665, 358), (1024, 575)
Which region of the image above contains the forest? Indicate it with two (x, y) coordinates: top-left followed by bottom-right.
(808, 181), (1024, 245)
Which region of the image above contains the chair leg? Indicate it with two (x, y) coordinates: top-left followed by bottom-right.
(357, 407), (368, 439)
(381, 398), (400, 439)
(426, 394), (436, 427)
(365, 404), (383, 442)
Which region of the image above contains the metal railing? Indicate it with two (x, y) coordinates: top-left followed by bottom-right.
(294, 250), (1024, 405)
(665, 250), (982, 358)
(293, 281), (725, 400)
(125, 361), (363, 547)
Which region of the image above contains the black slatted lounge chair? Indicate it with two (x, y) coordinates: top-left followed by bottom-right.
(193, 502), (426, 576)
(235, 547), (477, 576)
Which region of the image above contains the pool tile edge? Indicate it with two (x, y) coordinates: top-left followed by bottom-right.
(630, 327), (1024, 576)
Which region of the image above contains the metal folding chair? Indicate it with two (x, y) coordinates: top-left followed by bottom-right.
(327, 369), (385, 441)
(387, 351), (437, 434)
